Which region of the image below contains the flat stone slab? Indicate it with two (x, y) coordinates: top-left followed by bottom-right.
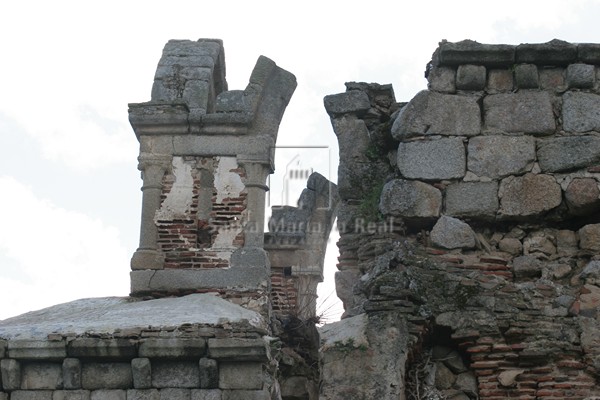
(392, 91), (480, 139)
(0, 294), (266, 340)
(484, 91), (555, 135)
(397, 137), (466, 180)
(537, 136), (600, 173)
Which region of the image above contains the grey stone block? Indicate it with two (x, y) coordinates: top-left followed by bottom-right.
(514, 64), (539, 88)
(63, 358), (82, 390)
(183, 80), (210, 109)
(0, 340), (5, 358)
(8, 340), (67, 360)
(11, 391), (53, 400)
(139, 339), (206, 358)
(151, 361), (200, 388)
(323, 91), (371, 115)
(131, 359), (151, 390)
(567, 63), (595, 88)
(1, 359), (20, 390)
(430, 216), (476, 249)
(539, 68), (565, 90)
(499, 174), (562, 217)
(21, 363), (63, 390)
(89, 390), (126, 400)
(0, 393), (5, 400)
(126, 390), (158, 400)
(397, 137), (465, 180)
(379, 179), (442, 218)
(159, 389), (190, 400)
(52, 390), (90, 400)
(81, 363), (132, 390)
(563, 91), (600, 133)
(427, 66), (456, 93)
(467, 135), (535, 178)
(565, 178), (600, 216)
(218, 363), (262, 390)
(191, 390), (222, 400)
(487, 69), (513, 92)
(330, 115), (371, 163)
(513, 256), (543, 279)
(68, 339), (136, 359)
(207, 339), (268, 362)
(445, 182), (499, 218)
(221, 390), (269, 400)
(199, 359), (218, 389)
(391, 91), (481, 140)
(579, 224), (600, 252)
(484, 91), (555, 135)
(537, 136), (600, 173)
(516, 39), (577, 65)
(578, 43), (600, 63)
(456, 65), (486, 90)
(437, 40), (515, 67)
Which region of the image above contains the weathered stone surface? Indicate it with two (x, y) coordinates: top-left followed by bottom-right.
(379, 179), (442, 218)
(126, 389), (159, 400)
(53, 390), (91, 400)
(499, 174), (562, 217)
(581, 261), (600, 285)
(63, 358), (82, 390)
(514, 64), (539, 88)
(455, 372), (477, 394)
(323, 91), (371, 115)
(7, 340), (66, 360)
(579, 284), (600, 318)
(539, 68), (565, 90)
(499, 238), (523, 255)
(89, 390), (126, 400)
(199, 358), (218, 389)
(537, 136), (600, 172)
(557, 229), (578, 256)
(81, 363), (132, 390)
(437, 40), (515, 67)
(330, 116), (370, 163)
(484, 91), (555, 135)
(523, 234), (556, 256)
(68, 339), (136, 359)
(566, 63), (595, 88)
(0, 295), (267, 340)
(468, 135), (535, 178)
(397, 138), (465, 180)
(427, 66), (456, 93)
(221, 390), (269, 400)
(191, 390), (222, 400)
(456, 64), (486, 90)
(430, 216), (476, 249)
(158, 389), (190, 400)
(445, 181), (498, 218)
(207, 339), (268, 361)
(563, 92), (600, 132)
(139, 339), (206, 358)
(498, 369), (524, 387)
(434, 362), (455, 389)
(334, 269), (361, 314)
(151, 361), (199, 389)
(579, 224), (600, 252)
(513, 255), (543, 279)
(280, 376), (314, 400)
(391, 91), (480, 139)
(219, 362), (262, 390)
(22, 363), (63, 390)
(516, 39), (577, 65)
(131, 358), (152, 390)
(565, 178), (600, 215)
(487, 69), (513, 92)
(579, 43), (600, 63)
(0, 359), (20, 391)
(11, 392), (53, 400)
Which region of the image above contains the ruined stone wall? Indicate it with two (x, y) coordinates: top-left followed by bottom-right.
(323, 40), (600, 400)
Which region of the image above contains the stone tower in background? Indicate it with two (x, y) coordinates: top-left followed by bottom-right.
(128, 39), (296, 312)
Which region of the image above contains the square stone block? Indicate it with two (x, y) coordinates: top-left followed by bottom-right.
(219, 363), (262, 390)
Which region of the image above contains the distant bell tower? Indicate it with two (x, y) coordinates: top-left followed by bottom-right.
(128, 39), (296, 313)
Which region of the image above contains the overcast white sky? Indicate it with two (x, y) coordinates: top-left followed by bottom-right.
(1, 0), (599, 320)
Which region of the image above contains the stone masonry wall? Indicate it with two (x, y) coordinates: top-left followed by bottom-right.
(323, 40), (600, 400)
